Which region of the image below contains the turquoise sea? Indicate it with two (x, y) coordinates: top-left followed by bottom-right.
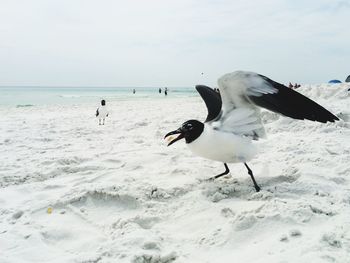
(0, 87), (197, 107)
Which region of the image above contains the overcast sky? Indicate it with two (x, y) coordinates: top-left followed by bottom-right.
(0, 0), (349, 87)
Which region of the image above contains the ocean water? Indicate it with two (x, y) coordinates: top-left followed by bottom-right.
(0, 87), (197, 107)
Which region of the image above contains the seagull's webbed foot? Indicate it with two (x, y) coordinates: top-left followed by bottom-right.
(207, 163), (230, 181)
(244, 162), (261, 192)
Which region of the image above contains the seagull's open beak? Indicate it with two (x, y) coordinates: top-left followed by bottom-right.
(164, 128), (185, 146)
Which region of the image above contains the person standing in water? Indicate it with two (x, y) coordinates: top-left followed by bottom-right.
(164, 87), (168, 96)
(159, 88), (162, 94)
(96, 99), (109, 125)
(133, 89), (136, 94)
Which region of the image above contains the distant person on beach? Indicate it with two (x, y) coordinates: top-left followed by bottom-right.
(96, 100), (109, 125)
(133, 89), (136, 94)
(288, 82), (293, 89)
(164, 87), (168, 96)
(159, 88), (162, 94)
(294, 83), (299, 89)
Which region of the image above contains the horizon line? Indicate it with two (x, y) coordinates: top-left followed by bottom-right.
(0, 85), (193, 89)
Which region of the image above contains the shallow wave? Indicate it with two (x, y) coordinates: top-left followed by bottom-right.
(58, 94), (98, 98)
(16, 104), (35, 108)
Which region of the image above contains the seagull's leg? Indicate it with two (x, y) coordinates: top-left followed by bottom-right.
(244, 163), (261, 192)
(208, 163), (230, 180)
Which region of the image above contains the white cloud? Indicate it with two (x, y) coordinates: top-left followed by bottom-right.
(0, 0), (349, 86)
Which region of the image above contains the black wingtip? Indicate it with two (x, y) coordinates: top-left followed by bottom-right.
(195, 85), (222, 122)
(324, 114), (339, 123)
(195, 85), (211, 93)
(251, 75), (340, 124)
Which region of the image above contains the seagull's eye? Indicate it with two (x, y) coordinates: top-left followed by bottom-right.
(185, 124), (193, 130)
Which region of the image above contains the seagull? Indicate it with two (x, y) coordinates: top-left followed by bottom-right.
(164, 71), (339, 192)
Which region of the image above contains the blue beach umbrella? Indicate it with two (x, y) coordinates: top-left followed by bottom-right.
(328, 79), (342, 84)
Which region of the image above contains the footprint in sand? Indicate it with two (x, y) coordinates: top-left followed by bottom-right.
(235, 215), (258, 231)
(30, 191), (143, 258)
(132, 251), (177, 263)
(66, 191), (141, 226)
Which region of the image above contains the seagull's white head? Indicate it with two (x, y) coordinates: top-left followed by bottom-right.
(164, 120), (204, 146)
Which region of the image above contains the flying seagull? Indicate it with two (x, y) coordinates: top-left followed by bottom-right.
(164, 71), (338, 192)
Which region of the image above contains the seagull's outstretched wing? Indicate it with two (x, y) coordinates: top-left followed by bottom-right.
(218, 71), (338, 123)
(206, 71), (338, 139)
(251, 74), (339, 123)
(195, 85), (222, 122)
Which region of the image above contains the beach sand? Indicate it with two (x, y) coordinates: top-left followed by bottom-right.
(0, 84), (350, 262)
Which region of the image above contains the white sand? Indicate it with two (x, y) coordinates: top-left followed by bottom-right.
(0, 84), (350, 263)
